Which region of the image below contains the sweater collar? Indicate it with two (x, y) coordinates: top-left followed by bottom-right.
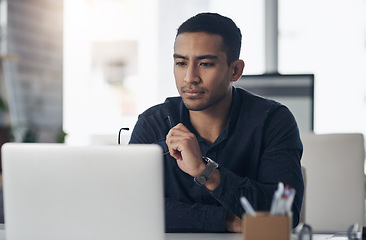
(179, 86), (241, 144)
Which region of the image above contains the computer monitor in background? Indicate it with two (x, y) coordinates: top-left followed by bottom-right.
(234, 74), (314, 132)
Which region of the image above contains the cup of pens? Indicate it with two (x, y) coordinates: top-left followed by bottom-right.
(241, 182), (295, 240)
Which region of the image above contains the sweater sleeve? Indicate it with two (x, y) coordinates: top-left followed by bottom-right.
(209, 106), (304, 228)
(165, 198), (227, 232)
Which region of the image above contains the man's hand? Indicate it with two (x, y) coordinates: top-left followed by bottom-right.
(225, 211), (242, 233)
(165, 123), (205, 178)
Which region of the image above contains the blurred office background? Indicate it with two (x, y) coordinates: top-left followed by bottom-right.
(0, 0), (365, 146)
(63, 0), (366, 145)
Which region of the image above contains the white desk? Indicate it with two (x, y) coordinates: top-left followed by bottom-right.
(165, 233), (336, 240)
(0, 225), (339, 240)
(0, 233), (337, 240)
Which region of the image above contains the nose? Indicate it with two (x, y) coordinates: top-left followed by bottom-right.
(184, 65), (200, 84)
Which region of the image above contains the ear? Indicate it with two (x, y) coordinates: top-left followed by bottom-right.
(230, 60), (245, 83)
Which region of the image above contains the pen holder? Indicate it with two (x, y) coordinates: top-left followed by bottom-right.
(242, 211), (292, 240)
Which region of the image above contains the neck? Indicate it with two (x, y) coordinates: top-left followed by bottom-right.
(189, 92), (232, 145)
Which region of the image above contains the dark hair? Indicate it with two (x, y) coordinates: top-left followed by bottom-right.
(176, 12), (242, 65)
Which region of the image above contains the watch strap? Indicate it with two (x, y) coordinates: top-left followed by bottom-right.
(194, 157), (219, 186)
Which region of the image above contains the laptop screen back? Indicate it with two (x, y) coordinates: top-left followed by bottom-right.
(1, 143), (164, 240)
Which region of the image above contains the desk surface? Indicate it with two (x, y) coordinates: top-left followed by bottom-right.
(165, 233), (336, 240)
(0, 232), (341, 240)
(0, 233), (337, 240)
(0, 225), (338, 240)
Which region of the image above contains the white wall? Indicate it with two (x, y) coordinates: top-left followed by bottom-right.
(279, 0), (366, 135)
(64, 0), (160, 145)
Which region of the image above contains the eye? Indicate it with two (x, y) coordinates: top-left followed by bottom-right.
(200, 62), (214, 67)
(175, 61), (187, 67)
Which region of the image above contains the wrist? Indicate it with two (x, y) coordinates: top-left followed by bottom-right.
(204, 168), (220, 191)
(194, 161), (207, 178)
(194, 157), (219, 186)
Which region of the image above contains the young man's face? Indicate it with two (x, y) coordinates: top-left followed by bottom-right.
(173, 32), (235, 112)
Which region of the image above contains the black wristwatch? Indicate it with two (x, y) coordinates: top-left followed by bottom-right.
(194, 157), (219, 186)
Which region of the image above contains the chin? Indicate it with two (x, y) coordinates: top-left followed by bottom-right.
(182, 100), (209, 111)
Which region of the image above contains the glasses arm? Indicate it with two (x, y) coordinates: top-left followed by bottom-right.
(118, 128), (130, 145)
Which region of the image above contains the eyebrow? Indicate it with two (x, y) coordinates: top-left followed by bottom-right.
(173, 54), (218, 60)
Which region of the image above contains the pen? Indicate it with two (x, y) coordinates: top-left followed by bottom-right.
(167, 115), (173, 128)
(270, 182), (284, 215)
(285, 188), (295, 214)
(240, 196), (256, 216)
(270, 183), (296, 215)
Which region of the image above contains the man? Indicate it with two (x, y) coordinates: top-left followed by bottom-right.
(129, 12), (304, 233)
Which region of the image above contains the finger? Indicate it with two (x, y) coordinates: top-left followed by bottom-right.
(171, 123), (190, 133)
(170, 149), (182, 161)
(166, 132), (192, 153)
(166, 139), (182, 160)
(166, 123), (190, 141)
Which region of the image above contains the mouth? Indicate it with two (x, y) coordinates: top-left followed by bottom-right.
(182, 88), (205, 98)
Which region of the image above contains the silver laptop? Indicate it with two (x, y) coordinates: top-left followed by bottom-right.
(1, 143), (164, 240)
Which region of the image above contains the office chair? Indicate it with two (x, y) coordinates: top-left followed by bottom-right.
(300, 133), (365, 233)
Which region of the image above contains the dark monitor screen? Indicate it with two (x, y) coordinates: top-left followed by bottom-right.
(233, 74), (314, 132)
